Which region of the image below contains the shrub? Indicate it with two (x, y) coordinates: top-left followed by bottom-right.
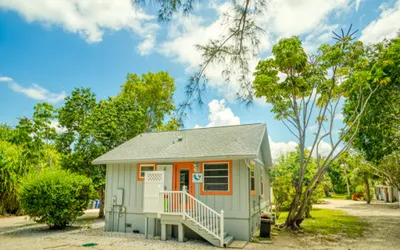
(352, 192), (364, 201)
(0, 141), (26, 214)
(19, 169), (94, 229)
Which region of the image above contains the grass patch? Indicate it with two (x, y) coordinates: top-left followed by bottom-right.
(324, 193), (348, 200)
(275, 208), (367, 238)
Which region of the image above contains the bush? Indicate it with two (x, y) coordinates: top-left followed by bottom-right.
(352, 192), (364, 201)
(19, 169), (94, 229)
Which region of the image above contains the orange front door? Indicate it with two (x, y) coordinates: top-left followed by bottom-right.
(173, 162), (195, 197)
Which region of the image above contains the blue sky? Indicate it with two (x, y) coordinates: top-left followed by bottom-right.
(1, 0), (399, 158)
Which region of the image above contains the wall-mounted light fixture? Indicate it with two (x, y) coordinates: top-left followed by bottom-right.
(193, 162), (198, 172)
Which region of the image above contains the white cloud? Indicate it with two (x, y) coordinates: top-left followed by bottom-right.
(264, 0), (348, 38)
(303, 23), (340, 53)
(360, 0), (400, 44)
(158, 0), (350, 104)
(355, 0), (363, 11)
(0, 76), (13, 82)
(194, 99), (240, 128)
(334, 113), (344, 120)
(0, 0), (159, 53)
(308, 140), (339, 158)
(309, 125), (318, 132)
(8, 81), (66, 103)
(269, 136), (298, 160)
(50, 120), (67, 134)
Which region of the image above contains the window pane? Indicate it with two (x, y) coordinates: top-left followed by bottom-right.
(141, 166), (154, 171)
(204, 184), (229, 191)
(203, 164), (227, 170)
(204, 177), (228, 184)
(204, 170), (228, 176)
(203, 163), (229, 192)
(140, 165), (154, 178)
(179, 169), (189, 191)
(250, 161), (255, 191)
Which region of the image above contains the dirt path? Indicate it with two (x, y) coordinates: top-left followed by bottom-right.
(245, 199), (400, 250)
(314, 199), (400, 250)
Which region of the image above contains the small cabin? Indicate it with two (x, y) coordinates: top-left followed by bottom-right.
(92, 123), (273, 247)
(374, 185), (399, 203)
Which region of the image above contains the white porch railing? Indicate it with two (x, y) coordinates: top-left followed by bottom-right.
(159, 188), (225, 247)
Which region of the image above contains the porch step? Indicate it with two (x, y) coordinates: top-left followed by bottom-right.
(223, 235), (234, 247)
(184, 217), (234, 247)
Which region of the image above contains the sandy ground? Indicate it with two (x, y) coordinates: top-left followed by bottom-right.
(1, 200), (399, 250)
(245, 199), (400, 250)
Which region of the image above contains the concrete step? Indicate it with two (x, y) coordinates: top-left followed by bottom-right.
(224, 235), (235, 247)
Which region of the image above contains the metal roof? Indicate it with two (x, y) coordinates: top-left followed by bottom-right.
(92, 123), (270, 165)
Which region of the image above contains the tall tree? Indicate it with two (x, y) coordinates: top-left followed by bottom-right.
(343, 150), (377, 204)
(271, 150), (328, 219)
(57, 74), (178, 218)
(0, 140), (26, 214)
(252, 34), (385, 229)
(345, 35), (400, 163)
(57, 88), (105, 217)
(32, 103), (57, 146)
(119, 72), (176, 131)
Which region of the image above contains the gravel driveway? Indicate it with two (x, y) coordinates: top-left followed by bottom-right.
(1, 201), (399, 250)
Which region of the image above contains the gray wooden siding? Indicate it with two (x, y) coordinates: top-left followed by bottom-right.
(106, 160), (250, 218)
(106, 163), (144, 214)
(104, 157), (271, 239)
(195, 159), (249, 219)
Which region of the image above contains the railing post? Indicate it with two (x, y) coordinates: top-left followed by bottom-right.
(182, 186), (187, 216)
(220, 210), (224, 247)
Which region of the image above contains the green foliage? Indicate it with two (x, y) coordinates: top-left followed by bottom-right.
(0, 103), (61, 214)
(327, 161), (348, 194)
(276, 209), (367, 238)
(377, 152), (400, 189)
(19, 169), (94, 229)
(32, 102), (57, 146)
(1, 71), (178, 216)
(271, 150), (327, 218)
(58, 87), (97, 137)
(89, 96), (146, 151)
(120, 71), (176, 132)
(0, 140), (27, 214)
(252, 34), (386, 226)
(56, 88), (104, 191)
(135, 0), (199, 21)
(56, 73), (177, 218)
(0, 124), (15, 142)
(345, 35), (400, 162)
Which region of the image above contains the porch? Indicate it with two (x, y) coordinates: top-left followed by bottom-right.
(143, 171), (234, 247)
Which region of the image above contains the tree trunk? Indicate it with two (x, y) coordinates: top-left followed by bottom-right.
(98, 185), (105, 219)
(344, 166), (350, 197)
(363, 178), (371, 204)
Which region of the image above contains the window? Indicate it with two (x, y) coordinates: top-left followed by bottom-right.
(137, 163), (156, 181)
(260, 168), (264, 197)
(250, 160), (256, 195)
(200, 161), (232, 195)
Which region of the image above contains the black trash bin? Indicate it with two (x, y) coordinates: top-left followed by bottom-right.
(259, 218), (272, 238)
